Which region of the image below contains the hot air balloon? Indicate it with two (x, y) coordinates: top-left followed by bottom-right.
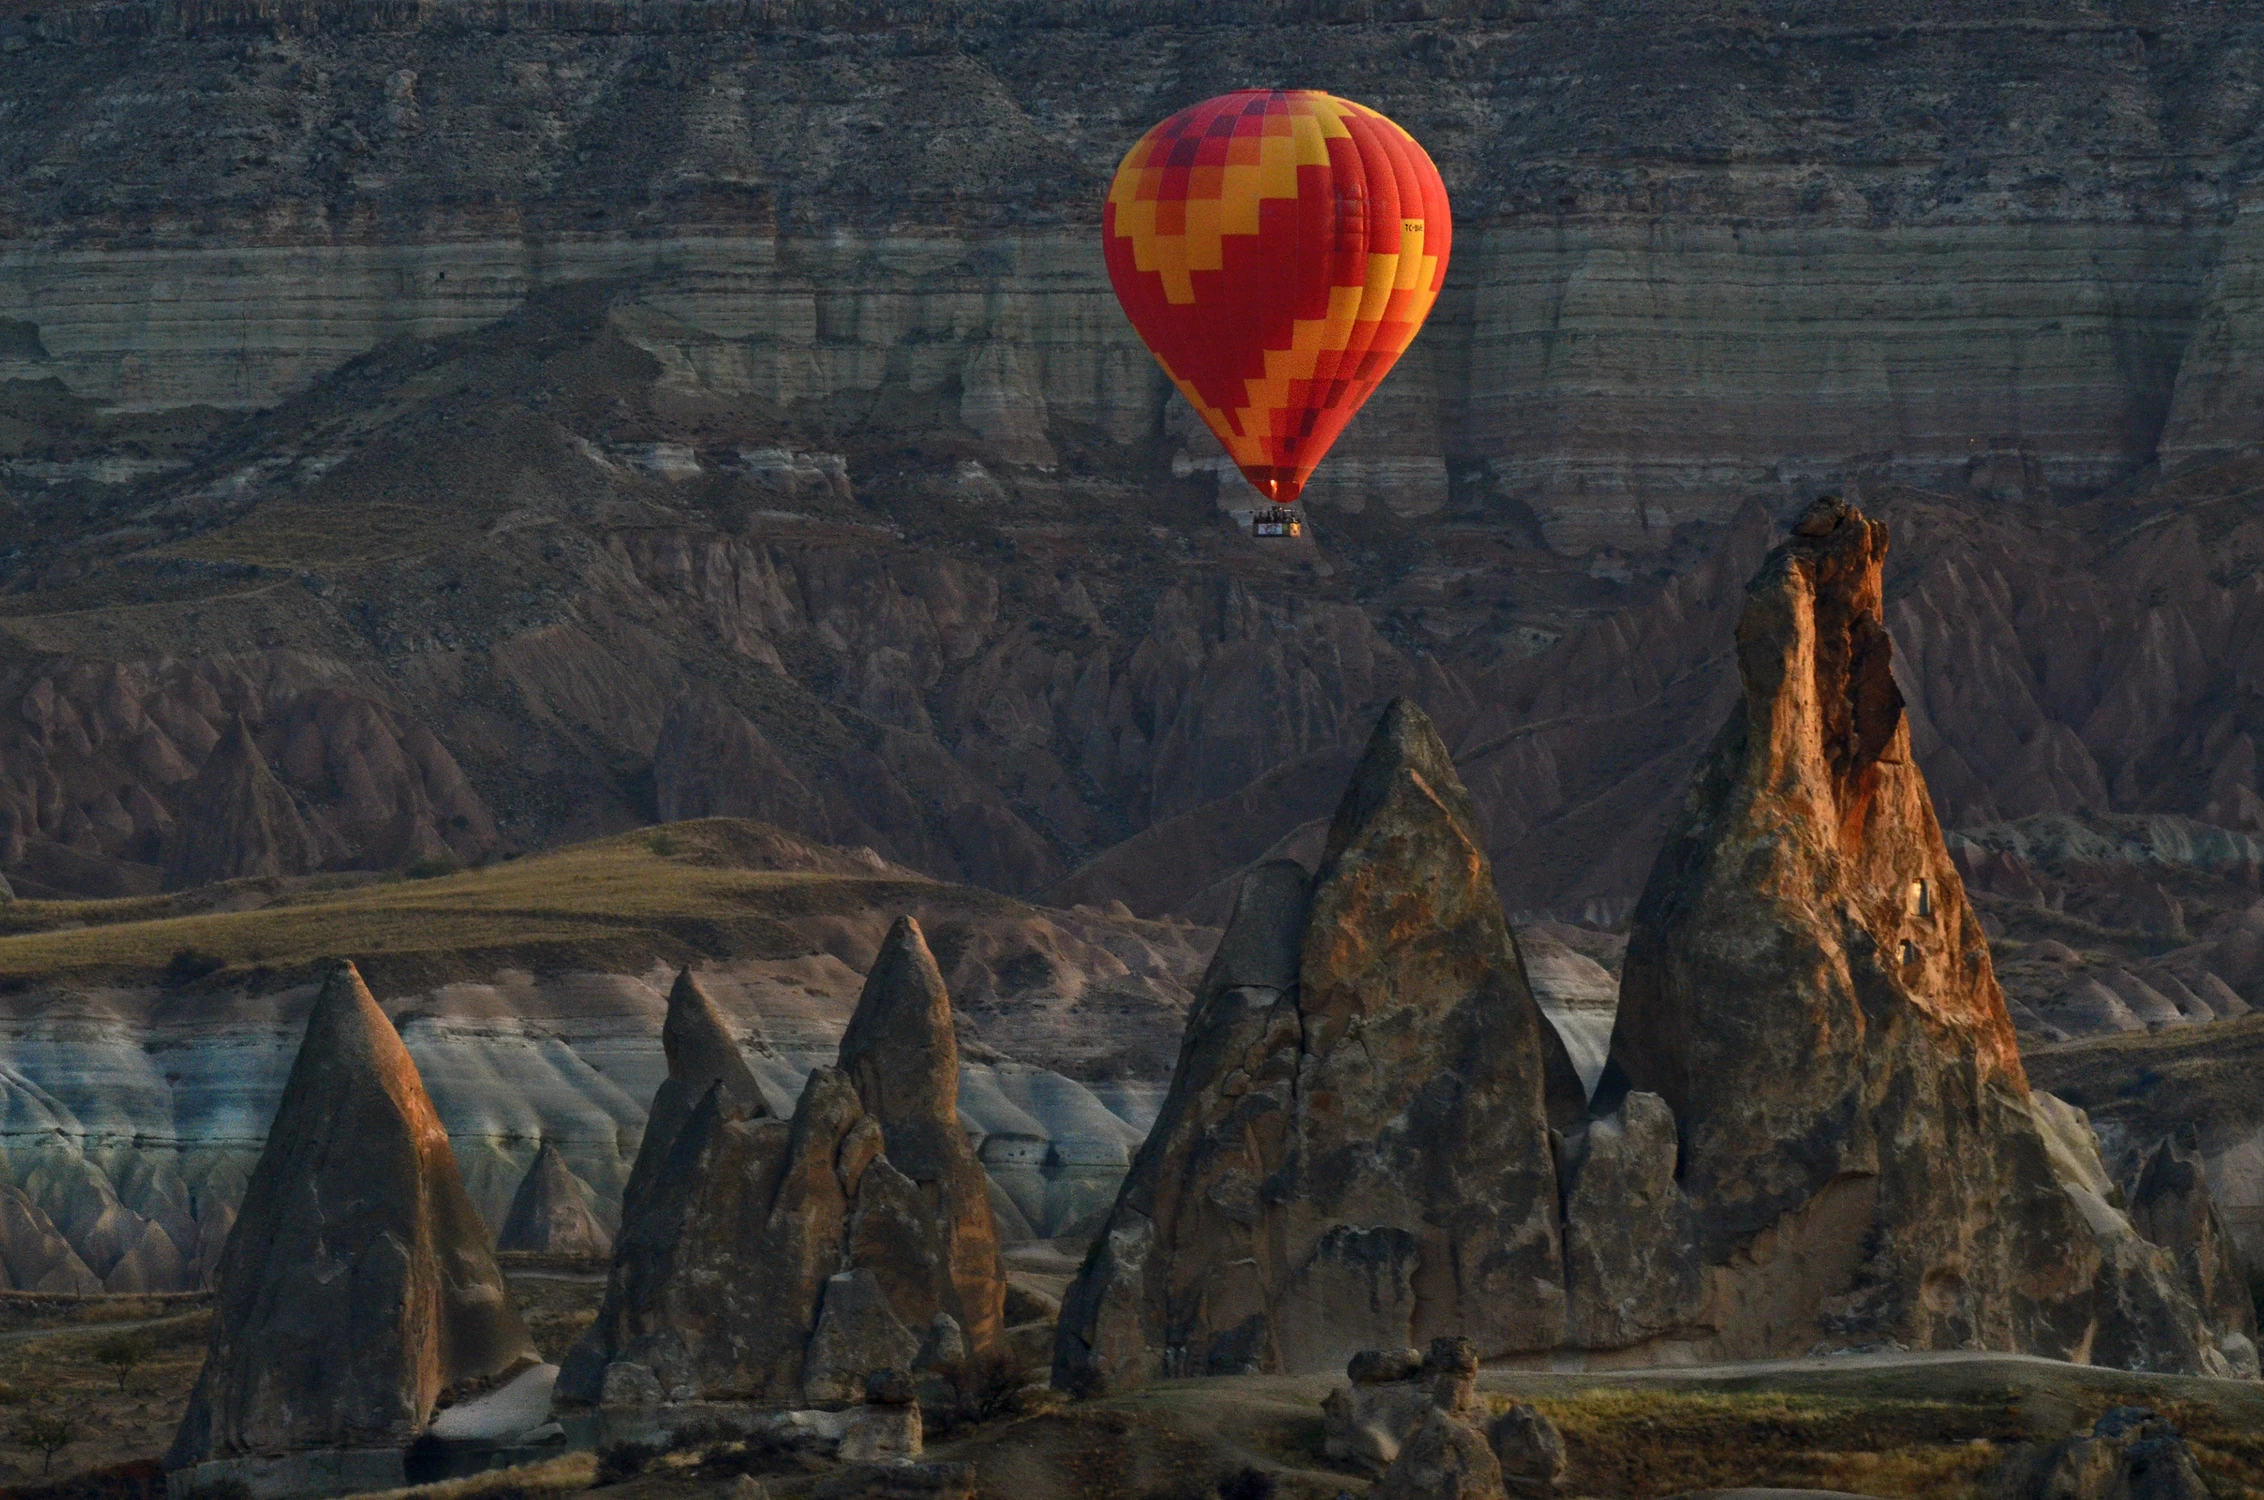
(1103, 88), (1452, 536)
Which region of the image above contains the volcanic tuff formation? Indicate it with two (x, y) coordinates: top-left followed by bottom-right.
(166, 960), (538, 1473)
(497, 1140), (613, 1257)
(1596, 498), (2225, 1371)
(624, 967), (773, 1223)
(557, 917), (1005, 1409)
(1063, 508), (2254, 1384)
(2127, 1125), (2259, 1368)
(836, 917), (1008, 1354)
(1054, 700), (1583, 1388)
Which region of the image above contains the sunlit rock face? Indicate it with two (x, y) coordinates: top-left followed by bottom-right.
(1054, 702), (1582, 1390)
(1601, 498), (2225, 1373)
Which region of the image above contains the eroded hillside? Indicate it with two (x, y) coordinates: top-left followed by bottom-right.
(5, 2), (2264, 929)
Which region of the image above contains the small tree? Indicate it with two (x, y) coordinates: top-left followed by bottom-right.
(92, 1332), (151, 1391)
(14, 1409), (76, 1475)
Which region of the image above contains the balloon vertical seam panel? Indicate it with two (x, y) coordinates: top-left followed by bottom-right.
(1103, 89), (1452, 507)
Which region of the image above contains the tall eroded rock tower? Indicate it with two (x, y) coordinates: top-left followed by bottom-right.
(1595, 496), (2224, 1371)
(1055, 700), (1582, 1389)
(839, 916), (1007, 1353)
(166, 961), (538, 1475)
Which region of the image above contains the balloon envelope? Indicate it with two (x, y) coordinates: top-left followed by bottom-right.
(1103, 88), (1452, 507)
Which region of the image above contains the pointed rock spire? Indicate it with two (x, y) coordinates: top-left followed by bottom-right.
(839, 916), (1005, 1352)
(2130, 1125), (2258, 1351)
(498, 1141), (613, 1258)
(558, 924), (1009, 1410)
(162, 714), (320, 889)
(1603, 497), (2221, 1370)
(1057, 699), (1576, 1389)
(556, 1067), (873, 1409)
(167, 961), (537, 1472)
(622, 967), (766, 1223)
(1305, 698), (1587, 1129)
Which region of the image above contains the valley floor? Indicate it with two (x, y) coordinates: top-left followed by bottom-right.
(3, 1279), (2261, 1500)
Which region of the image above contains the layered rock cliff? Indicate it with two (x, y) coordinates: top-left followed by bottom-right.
(4, 2), (2264, 934)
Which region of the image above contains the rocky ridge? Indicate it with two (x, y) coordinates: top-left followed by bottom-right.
(0, 820), (1213, 1293)
(3, 5), (2264, 945)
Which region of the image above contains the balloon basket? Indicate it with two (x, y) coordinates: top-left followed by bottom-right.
(1252, 506), (1304, 539)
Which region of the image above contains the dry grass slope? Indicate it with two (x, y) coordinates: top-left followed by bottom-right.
(0, 819), (967, 992)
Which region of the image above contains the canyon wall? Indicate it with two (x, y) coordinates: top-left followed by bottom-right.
(2, 4), (2261, 549)
(2, 218), (2230, 547)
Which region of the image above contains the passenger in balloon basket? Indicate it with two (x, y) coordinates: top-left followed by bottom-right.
(1252, 505), (1304, 539)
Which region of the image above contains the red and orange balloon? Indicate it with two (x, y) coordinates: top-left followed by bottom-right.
(1103, 89), (1452, 508)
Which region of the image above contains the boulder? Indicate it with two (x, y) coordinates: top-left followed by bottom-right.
(1323, 1381), (1430, 1476)
(1321, 1338), (1487, 1476)
(2127, 1125), (2259, 1347)
(2000, 1407), (2208, 1500)
(165, 961), (538, 1470)
(1055, 702), (1577, 1387)
(1489, 1404), (1569, 1497)
(497, 1140), (613, 1257)
(836, 1380), (922, 1464)
(1601, 497), (2222, 1371)
(839, 917), (1007, 1352)
(1375, 1405), (1507, 1500)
